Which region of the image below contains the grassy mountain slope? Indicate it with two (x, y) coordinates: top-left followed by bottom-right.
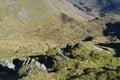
(0, 0), (95, 59)
(0, 0), (118, 60)
(0, 0), (120, 80)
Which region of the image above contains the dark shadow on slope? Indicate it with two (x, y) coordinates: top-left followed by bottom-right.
(79, 2), (85, 5)
(67, 75), (80, 80)
(13, 58), (24, 71)
(101, 67), (116, 71)
(30, 55), (55, 68)
(73, 4), (84, 11)
(99, 13), (106, 17)
(83, 6), (92, 12)
(0, 58), (25, 79)
(101, 21), (120, 57)
(61, 13), (74, 23)
(97, 43), (120, 57)
(62, 43), (79, 53)
(30, 55), (46, 64)
(100, 66), (120, 73)
(0, 64), (19, 80)
(103, 22), (120, 39)
(83, 36), (93, 42)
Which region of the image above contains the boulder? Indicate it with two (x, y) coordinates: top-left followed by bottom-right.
(22, 57), (48, 72)
(0, 58), (15, 70)
(41, 64), (47, 72)
(7, 63), (15, 70)
(35, 61), (41, 68)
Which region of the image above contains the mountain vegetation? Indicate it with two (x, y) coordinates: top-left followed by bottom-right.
(0, 0), (120, 80)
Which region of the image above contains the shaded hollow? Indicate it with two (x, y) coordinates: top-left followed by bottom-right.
(103, 22), (120, 39)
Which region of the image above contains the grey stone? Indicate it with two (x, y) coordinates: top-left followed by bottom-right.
(23, 57), (33, 65)
(25, 57), (31, 65)
(61, 54), (69, 60)
(0, 58), (15, 70)
(35, 61), (41, 68)
(22, 57), (48, 72)
(41, 64), (47, 72)
(7, 63), (15, 69)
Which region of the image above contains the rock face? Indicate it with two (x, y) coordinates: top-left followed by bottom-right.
(23, 57), (48, 72)
(0, 57), (48, 79)
(0, 58), (15, 70)
(0, 41), (120, 80)
(46, 47), (69, 64)
(40, 64), (47, 72)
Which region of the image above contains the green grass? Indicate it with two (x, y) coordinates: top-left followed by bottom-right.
(0, 0), (119, 80)
(18, 42), (116, 80)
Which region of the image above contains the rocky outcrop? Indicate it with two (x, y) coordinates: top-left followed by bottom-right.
(0, 42), (120, 80)
(0, 57), (48, 79)
(0, 58), (15, 70)
(23, 57), (48, 72)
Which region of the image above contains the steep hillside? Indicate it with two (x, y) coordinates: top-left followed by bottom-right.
(0, 0), (95, 59)
(0, 0), (119, 64)
(0, 0), (120, 80)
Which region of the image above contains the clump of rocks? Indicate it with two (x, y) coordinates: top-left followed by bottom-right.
(0, 46), (70, 79)
(0, 58), (15, 70)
